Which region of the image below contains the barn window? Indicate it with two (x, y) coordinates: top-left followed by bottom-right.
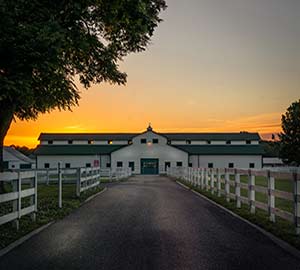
(249, 163), (255, 168)
(65, 163), (71, 168)
(48, 140), (53, 145)
(88, 140), (94, 144)
(129, 161), (135, 171)
(20, 164), (31, 169)
(108, 140), (113, 144)
(207, 140), (211, 145)
(226, 140), (231, 145)
(152, 138), (159, 144)
(176, 161), (183, 167)
(44, 163), (50, 169)
(86, 163), (91, 168)
(228, 163), (234, 168)
(186, 140), (191, 144)
(165, 162), (171, 171)
(106, 163), (111, 168)
(246, 140), (251, 145)
(117, 161), (123, 167)
(68, 140), (73, 144)
(208, 163), (213, 168)
(167, 140), (171, 145)
(141, 138), (147, 144)
(188, 163), (192, 167)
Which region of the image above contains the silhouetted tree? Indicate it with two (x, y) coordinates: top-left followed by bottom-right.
(0, 0), (167, 192)
(279, 100), (300, 165)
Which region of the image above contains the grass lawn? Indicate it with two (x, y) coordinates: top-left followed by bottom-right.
(0, 183), (103, 249)
(176, 178), (300, 250)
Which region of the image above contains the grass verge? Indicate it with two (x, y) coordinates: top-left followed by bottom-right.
(0, 184), (103, 249)
(175, 178), (300, 250)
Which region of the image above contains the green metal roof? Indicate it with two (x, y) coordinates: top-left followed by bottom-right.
(35, 145), (125, 155)
(173, 145), (264, 155)
(38, 132), (260, 141)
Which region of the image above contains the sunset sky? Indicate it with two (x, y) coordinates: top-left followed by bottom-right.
(5, 0), (300, 148)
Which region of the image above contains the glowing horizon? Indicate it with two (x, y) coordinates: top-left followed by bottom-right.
(4, 0), (298, 148)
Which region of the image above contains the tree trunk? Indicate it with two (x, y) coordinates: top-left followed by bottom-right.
(0, 103), (15, 194)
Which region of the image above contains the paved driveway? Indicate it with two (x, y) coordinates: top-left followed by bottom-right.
(0, 175), (300, 269)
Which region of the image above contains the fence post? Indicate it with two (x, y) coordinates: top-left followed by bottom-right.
(201, 168), (204, 189)
(12, 173), (20, 230)
(225, 169), (230, 202)
(235, 169), (241, 208)
(30, 171), (37, 222)
(76, 168), (81, 197)
(46, 169), (50, 185)
(210, 169), (214, 195)
(217, 168), (221, 197)
(197, 168), (201, 187)
(267, 170), (275, 222)
(248, 170), (255, 214)
(293, 173), (300, 235)
(193, 169), (196, 185)
(205, 168), (209, 191)
(58, 162), (62, 208)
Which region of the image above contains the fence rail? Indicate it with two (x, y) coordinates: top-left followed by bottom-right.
(0, 166), (133, 228)
(167, 167), (300, 234)
(0, 171), (37, 230)
(76, 167), (101, 196)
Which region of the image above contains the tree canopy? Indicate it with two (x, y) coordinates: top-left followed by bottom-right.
(279, 100), (300, 166)
(0, 0), (166, 121)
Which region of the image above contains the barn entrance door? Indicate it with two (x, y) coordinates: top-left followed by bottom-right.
(140, 159), (159, 175)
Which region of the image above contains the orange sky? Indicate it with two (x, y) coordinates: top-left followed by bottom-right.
(4, 0), (299, 148)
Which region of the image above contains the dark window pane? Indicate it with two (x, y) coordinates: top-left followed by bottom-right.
(176, 162), (183, 167)
(117, 161), (123, 167)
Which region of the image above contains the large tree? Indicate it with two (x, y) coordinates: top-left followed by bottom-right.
(0, 1), (166, 172)
(279, 100), (300, 166)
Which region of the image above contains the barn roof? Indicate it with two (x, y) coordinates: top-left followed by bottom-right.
(35, 145), (125, 155)
(173, 145), (264, 155)
(38, 132), (260, 141)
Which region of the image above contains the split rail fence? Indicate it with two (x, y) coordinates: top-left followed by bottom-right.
(0, 167), (132, 229)
(0, 171), (37, 230)
(167, 167), (300, 234)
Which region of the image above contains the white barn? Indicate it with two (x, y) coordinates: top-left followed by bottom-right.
(35, 125), (264, 174)
(3, 146), (36, 169)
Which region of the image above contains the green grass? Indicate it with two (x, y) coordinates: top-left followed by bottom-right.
(176, 178), (300, 250)
(0, 183), (103, 249)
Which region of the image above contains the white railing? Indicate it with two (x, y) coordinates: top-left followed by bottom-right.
(167, 167), (300, 235)
(76, 167), (101, 196)
(0, 171), (37, 230)
(99, 168), (132, 181)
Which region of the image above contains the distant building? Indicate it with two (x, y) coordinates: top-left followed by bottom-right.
(263, 157), (284, 167)
(35, 125), (264, 174)
(3, 146), (36, 169)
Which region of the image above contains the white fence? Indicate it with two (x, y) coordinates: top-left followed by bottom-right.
(0, 171), (37, 230)
(0, 166), (132, 228)
(100, 168), (132, 181)
(167, 167), (300, 234)
(77, 167), (101, 196)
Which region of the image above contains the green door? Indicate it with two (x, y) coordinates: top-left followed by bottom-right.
(141, 159), (159, 175)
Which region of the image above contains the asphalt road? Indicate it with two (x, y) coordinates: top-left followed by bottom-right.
(1, 175), (300, 270)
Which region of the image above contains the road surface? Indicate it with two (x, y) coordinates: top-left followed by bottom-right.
(1, 175), (300, 269)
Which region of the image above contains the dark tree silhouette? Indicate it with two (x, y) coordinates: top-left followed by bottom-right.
(0, 0), (166, 192)
(279, 100), (300, 165)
